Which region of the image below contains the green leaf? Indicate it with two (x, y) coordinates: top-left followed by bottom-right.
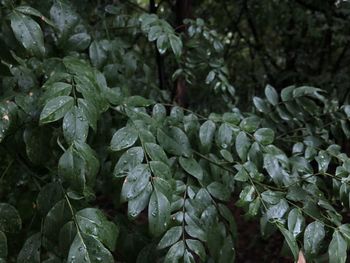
(148, 186), (171, 237)
(186, 239), (206, 261)
(121, 164), (151, 201)
(67, 233), (114, 263)
(113, 147), (144, 178)
(287, 208), (305, 238)
(328, 231), (347, 263)
(89, 40), (108, 69)
(304, 221), (325, 255)
(36, 182), (64, 216)
(169, 34), (182, 57)
(315, 150), (331, 173)
(76, 208), (119, 251)
(158, 226), (182, 249)
(50, 1), (79, 42)
(59, 221), (76, 255)
(254, 128), (275, 145)
(277, 225), (298, 260)
(235, 131), (250, 161)
(145, 143), (169, 164)
(17, 233), (41, 263)
(15, 6), (55, 27)
(110, 126), (138, 151)
(179, 157), (203, 180)
(0, 232), (7, 258)
(63, 106), (89, 144)
(66, 32), (91, 51)
(239, 116), (260, 132)
(157, 127), (192, 157)
(128, 183), (152, 219)
(199, 120), (216, 151)
(253, 97), (270, 113)
(266, 199), (289, 220)
(150, 161), (171, 180)
(42, 82), (72, 103)
(10, 12), (45, 57)
(0, 203), (22, 233)
(216, 123), (233, 149)
(265, 84), (279, 106)
(164, 241), (185, 263)
(40, 96), (74, 124)
(43, 200), (71, 242)
(78, 99), (98, 131)
(207, 182), (230, 201)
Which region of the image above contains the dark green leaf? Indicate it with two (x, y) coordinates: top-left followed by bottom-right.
(304, 221), (325, 255)
(113, 147), (144, 178)
(0, 203), (21, 233)
(110, 126), (138, 151)
(67, 233), (114, 263)
(254, 128), (275, 145)
(17, 233), (41, 263)
(40, 96), (74, 124)
(148, 186), (170, 237)
(10, 12), (45, 57)
(157, 127), (192, 157)
(328, 231), (347, 263)
(76, 208), (119, 251)
(158, 226), (182, 249)
(179, 157), (203, 180)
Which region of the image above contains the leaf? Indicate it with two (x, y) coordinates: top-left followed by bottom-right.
(287, 208), (305, 238)
(63, 106), (89, 144)
(36, 182), (64, 216)
(254, 128), (275, 145)
(179, 157), (203, 180)
(67, 233), (114, 263)
(199, 120), (216, 151)
(150, 161), (171, 180)
(0, 232), (7, 258)
(169, 34), (182, 57)
(253, 97), (270, 113)
(235, 131), (250, 161)
(15, 6), (55, 27)
(148, 186), (171, 237)
(266, 199), (289, 220)
(216, 123), (233, 149)
(43, 200), (71, 242)
(110, 126), (138, 151)
(0, 203), (22, 233)
(128, 183), (152, 218)
(158, 226), (182, 249)
(277, 225), (298, 260)
(10, 12), (45, 57)
(76, 208), (119, 251)
(50, 0), (79, 42)
(265, 84), (279, 106)
(315, 150), (331, 173)
(144, 143), (169, 164)
(66, 32), (91, 51)
(113, 147), (144, 178)
(40, 96), (74, 124)
(186, 239), (206, 261)
(121, 164), (151, 201)
(89, 40), (108, 69)
(207, 182), (230, 201)
(304, 221), (325, 255)
(42, 82), (72, 103)
(328, 231), (347, 263)
(164, 241), (185, 263)
(157, 127), (192, 157)
(59, 221), (76, 255)
(78, 99), (98, 131)
(17, 233), (41, 263)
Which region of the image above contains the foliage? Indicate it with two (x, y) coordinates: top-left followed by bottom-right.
(1, 0), (350, 262)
